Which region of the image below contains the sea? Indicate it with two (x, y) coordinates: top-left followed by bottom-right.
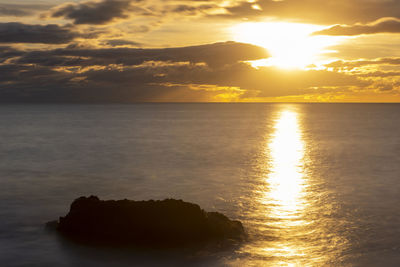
(0, 103), (399, 266)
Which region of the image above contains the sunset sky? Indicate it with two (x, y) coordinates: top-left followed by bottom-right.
(1, 0), (400, 102)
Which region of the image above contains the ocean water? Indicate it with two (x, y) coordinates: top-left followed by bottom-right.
(0, 103), (399, 266)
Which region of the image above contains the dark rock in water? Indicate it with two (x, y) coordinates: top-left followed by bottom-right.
(53, 196), (245, 247)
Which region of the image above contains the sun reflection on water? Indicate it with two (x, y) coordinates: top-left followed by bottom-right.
(265, 110), (306, 217)
(264, 110), (308, 225)
(260, 109), (308, 265)
(232, 107), (346, 266)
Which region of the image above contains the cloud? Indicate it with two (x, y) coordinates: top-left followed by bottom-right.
(168, 4), (216, 15)
(0, 3), (51, 17)
(179, 63), (369, 97)
(321, 57), (400, 94)
(45, 0), (400, 26)
(0, 22), (82, 44)
(50, 0), (140, 25)
(101, 39), (143, 47)
(313, 17), (400, 36)
(214, 0), (400, 24)
(0, 40), (374, 102)
(325, 58), (400, 70)
(0, 46), (23, 63)
(13, 41), (269, 67)
(217, 2), (262, 19)
(360, 71), (400, 78)
(47, 0), (218, 26)
(0, 61), (369, 102)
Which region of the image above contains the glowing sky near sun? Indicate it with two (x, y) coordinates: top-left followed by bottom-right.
(231, 22), (346, 69)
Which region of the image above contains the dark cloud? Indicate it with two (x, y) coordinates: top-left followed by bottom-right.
(169, 4), (215, 15)
(13, 41), (269, 67)
(101, 39), (142, 47)
(0, 61), (368, 102)
(0, 22), (80, 44)
(0, 3), (50, 17)
(313, 18), (400, 36)
(215, 0), (400, 24)
(46, 0), (400, 25)
(0, 41), (371, 102)
(50, 0), (139, 25)
(0, 46), (23, 63)
(0, 62), (226, 102)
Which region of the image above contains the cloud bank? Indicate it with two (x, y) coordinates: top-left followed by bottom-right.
(0, 42), (269, 102)
(0, 41), (375, 102)
(0, 23), (82, 44)
(313, 18), (400, 36)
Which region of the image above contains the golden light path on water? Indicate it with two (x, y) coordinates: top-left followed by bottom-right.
(260, 109), (309, 265)
(229, 107), (349, 266)
(266, 110), (305, 218)
(235, 108), (319, 266)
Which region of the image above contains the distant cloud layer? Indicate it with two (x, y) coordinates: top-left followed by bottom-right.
(313, 18), (400, 36)
(13, 41), (269, 67)
(325, 58), (400, 70)
(50, 0), (139, 25)
(0, 42), (274, 102)
(0, 3), (50, 17)
(0, 41), (374, 102)
(0, 23), (80, 44)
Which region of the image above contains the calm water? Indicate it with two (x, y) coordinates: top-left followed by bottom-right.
(0, 103), (400, 266)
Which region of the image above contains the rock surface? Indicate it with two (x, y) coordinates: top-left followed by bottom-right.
(54, 196), (245, 247)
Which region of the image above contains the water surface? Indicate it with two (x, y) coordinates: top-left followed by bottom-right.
(0, 103), (399, 266)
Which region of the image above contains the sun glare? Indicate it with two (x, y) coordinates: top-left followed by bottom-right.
(265, 110), (306, 217)
(257, 109), (309, 264)
(231, 22), (340, 69)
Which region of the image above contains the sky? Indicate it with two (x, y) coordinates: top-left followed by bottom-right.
(0, 0), (400, 102)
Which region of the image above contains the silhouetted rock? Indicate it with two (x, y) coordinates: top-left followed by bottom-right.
(53, 196), (245, 247)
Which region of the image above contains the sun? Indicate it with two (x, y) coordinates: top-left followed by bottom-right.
(231, 22), (339, 69)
